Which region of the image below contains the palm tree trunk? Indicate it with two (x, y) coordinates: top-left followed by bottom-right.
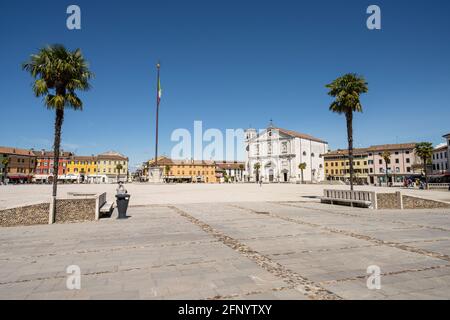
(50, 107), (64, 223)
(423, 157), (428, 189)
(2, 161), (7, 183)
(385, 163), (389, 187)
(301, 169), (304, 184)
(346, 111), (354, 191)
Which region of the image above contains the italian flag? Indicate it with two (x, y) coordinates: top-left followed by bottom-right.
(157, 77), (162, 107)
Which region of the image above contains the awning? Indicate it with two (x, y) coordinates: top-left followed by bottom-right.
(59, 174), (79, 180)
(7, 175), (31, 179)
(33, 175), (50, 180)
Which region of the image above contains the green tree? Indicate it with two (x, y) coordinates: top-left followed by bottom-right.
(116, 163), (123, 182)
(254, 163), (261, 183)
(382, 151), (391, 186)
(326, 73), (368, 191)
(1, 158), (9, 183)
(298, 162), (307, 184)
(239, 163), (245, 182)
(164, 165), (171, 176)
(23, 45), (93, 219)
(415, 142), (434, 189)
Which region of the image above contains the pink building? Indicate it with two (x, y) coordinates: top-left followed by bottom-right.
(444, 133), (450, 173)
(367, 143), (422, 185)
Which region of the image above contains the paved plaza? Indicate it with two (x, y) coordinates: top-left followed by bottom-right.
(1, 183), (450, 209)
(0, 184), (449, 300)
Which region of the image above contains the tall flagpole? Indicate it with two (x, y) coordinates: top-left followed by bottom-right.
(155, 62), (160, 167)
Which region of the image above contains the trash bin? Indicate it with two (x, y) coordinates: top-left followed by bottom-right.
(116, 193), (130, 219)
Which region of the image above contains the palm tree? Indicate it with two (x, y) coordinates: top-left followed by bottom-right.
(1, 158), (9, 184)
(164, 165), (171, 176)
(164, 165), (171, 183)
(381, 151), (391, 186)
(80, 168), (86, 183)
(116, 163), (123, 182)
(239, 164), (245, 182)
(23, 45), (93, 220)
(298, 162), (306, 184)
(415, 142), (433, 189)
(254, 163), (261, 183)
(298, 162), (307, 184)
(326, 73), (368, 191)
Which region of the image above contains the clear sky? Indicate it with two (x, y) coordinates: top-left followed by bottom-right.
(1, 0), (449, 170)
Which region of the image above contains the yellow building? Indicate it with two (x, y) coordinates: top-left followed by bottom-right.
(97, 151), (129, 183)
(323, 148), (369, 184)
(147, 157), (218, 183)
(66, 156), (98, 182)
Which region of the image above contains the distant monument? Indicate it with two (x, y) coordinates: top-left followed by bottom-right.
(148, 62), (164, 183)
(148, 166), (163, 183)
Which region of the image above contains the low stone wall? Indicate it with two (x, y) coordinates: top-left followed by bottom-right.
(55, 198), (97, 223)
(403, 195), (450, 209)
(0, 203), (49, 227)
(376, 193), (402, 210)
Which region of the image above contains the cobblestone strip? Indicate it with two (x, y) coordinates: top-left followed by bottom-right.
(231, 204), (450, 263)
(0, 239), (219, 262)
(0, 257), (235, 286)
(204, 285), (291, 300)
(167, 205), (342, 300)
(318, 264), (450, 285)
(277, 201), (450, 232)
(269, 244), (378, 257)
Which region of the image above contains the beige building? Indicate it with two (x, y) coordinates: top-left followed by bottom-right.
(147, 157), (217, 183)
(323, 148), (369, 184)
(96, 151), (129, 183)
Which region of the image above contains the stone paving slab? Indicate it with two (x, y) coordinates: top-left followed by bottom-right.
(0, 200), (449, 300)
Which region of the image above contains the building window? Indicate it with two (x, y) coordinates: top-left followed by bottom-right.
(406, 158), (410, 164)
(281, 142), (288, 154)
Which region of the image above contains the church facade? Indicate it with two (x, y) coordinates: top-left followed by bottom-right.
(244, 126), (328, 183)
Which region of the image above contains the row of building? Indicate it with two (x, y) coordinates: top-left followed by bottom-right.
(0, 147), (129, 184)
(140, 126), (449, 185)
(243, 126), (450, 185)
(137, 157), (245, 183)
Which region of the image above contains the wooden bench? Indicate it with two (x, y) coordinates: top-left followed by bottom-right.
(320, 189), (377, 209)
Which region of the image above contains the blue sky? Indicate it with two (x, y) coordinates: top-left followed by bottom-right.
(1, 0), (449, 170)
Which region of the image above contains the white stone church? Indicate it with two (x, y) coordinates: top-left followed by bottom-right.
(244, 126), (328, 183)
